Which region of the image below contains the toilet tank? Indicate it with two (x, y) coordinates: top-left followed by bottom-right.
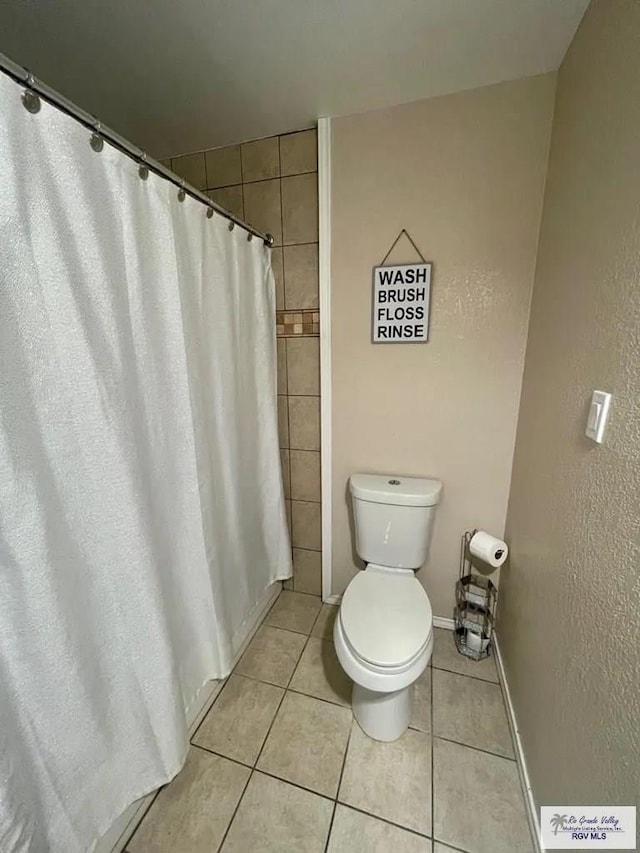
(350, 474), (443, 570)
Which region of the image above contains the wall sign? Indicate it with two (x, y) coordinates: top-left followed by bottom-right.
(371, 263), (431, 343)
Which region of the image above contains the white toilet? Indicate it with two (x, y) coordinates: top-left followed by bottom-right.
(334, 473), (443, 742)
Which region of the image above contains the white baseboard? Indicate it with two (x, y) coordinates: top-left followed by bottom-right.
(323, 593), (342, 605)
(432, 615), (456, 630)
(100, 581), (282, 853)
(492, 632), (543, 853)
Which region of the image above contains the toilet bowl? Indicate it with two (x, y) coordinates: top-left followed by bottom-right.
(335, 473), (442, 741)
(334, 566), (433, 740)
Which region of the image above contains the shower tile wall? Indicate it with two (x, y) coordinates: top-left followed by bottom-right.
(168, 130), (321, 594)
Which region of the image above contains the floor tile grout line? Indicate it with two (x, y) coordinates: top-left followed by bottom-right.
(190, 741), (254, 770)
(197, 591), (311, 767)
(250, 623), (314, 772)
(192, 624), (288, 853)
(215, 596), (314, 853)
(132, 604), (514, 853)
(251, 752), (436, 843)
(431, 656), (515, 761)
(431, 838), (476, 853)
(144, 598), (505, 851)
(407, 723), (431, 734)
(323, 803), (337, 852)
(192, 723), (364, 797)
(230, 669), (292, 690)
(190, 588), (318, 740)
(212, 607), (450, 832)
(132, 602), (461, 851)
(129, 672), (234, 847)
(234, 760), (436, 844)
(284, 627), (313, 690)
(214, 766), (254, 853)
(218, 670), (287, 690)
(334, 799), (434, 842)
(252, 767), (336, 804)
(129, 768), (436, 853)
(252, 688), (289, 768)
(266, 617), (321, 635)
(286, 685), (349, 710)
(263, 619), (319, 637)
(309, 600), (326, 636)
(153, 610), (507, 845)
(432, 733), (516, 763)
(251, 641), (308, 769)
(130, 673), (234, 845)
(239, 624), (351, 833)
(323, 721), (354, 852)
(431, 662), (499, 685)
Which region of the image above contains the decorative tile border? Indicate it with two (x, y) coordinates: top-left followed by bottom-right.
(276, 310), (319, 337)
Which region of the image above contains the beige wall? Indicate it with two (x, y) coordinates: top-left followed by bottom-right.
(499, 0), (640, 810)
(168, 130), (322, 594)
(330, 74), (555, 613)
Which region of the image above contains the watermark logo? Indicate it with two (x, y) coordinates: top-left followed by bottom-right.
(550, 814), (569, 835)
(541, 806), (636, 849)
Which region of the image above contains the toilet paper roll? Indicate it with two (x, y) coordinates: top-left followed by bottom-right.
(469, 530), (508, 569)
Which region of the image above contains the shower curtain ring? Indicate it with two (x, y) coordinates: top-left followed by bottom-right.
(178, 181), (186, 202)
(138, 154), (149, 181)
(21, 73), (41, 114)
(247, 232), (253, 242)
(228, 221), (235, 231)
(90, 119), (104, 152)
(206, 207), (214, 219)
(264, 233), (275, 248)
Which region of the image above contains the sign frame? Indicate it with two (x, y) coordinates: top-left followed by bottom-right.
(371, 261), (433, 345)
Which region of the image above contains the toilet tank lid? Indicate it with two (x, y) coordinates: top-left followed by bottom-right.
(350, 474), (443, 507)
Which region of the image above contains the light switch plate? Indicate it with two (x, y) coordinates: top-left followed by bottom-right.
(585, 390), (612, 443)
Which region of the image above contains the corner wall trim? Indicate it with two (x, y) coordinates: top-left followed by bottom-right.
(493, 633), (543, 853)
(318, 116), (333, 604)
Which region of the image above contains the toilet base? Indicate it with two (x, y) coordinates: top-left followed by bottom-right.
(352, 682), (412, 741)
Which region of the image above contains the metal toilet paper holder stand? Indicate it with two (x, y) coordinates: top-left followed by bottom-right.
(453, 530), (498, 661)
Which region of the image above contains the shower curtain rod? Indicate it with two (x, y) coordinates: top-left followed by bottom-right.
(0, 51), (274, 247)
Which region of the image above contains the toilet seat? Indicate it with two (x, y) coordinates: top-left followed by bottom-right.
(340, 569), (433, 669)
(341, 627), (430, 676)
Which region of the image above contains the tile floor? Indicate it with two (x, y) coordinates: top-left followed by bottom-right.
(126, 591), (534, 853)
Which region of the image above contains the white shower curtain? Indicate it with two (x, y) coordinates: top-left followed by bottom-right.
(0, 71), (291, 853)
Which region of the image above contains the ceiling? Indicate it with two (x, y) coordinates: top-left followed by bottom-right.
(0, 0), (589, 158)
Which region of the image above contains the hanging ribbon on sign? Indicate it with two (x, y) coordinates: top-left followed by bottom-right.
(379, 228), (428, 265)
